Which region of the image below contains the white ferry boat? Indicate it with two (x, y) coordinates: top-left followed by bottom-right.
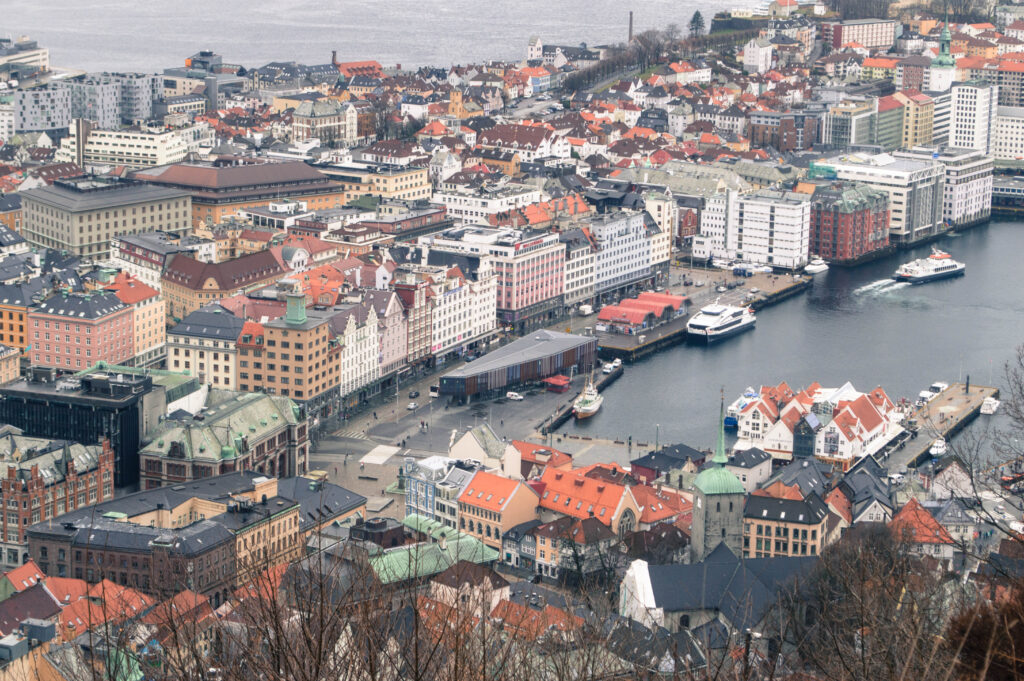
(572, 377), (603, 419)
(804, 258), (829, 274)
(686, 302), (756, 343)
(893, 248), (965, 284)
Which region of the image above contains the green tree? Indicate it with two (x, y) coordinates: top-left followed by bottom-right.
(688, 10), (706, 36)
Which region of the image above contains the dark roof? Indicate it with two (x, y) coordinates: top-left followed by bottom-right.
(162, 251), (285, 292)
(170, 305), (246, 340)
(727, 447), (771, 469)
(630, 443), (706, 472)
(645, 543), (816, 631)
(766, 458), (834, 497)
(431, 560), (509, 590)
(20, 177), (187, 213)
(744, 492), (828, 524)
(275, 476), (367, 532)
(131, 159), (330, 191)
(32, 291), (125, 320)
(0, 194), (21, 212)
(0, 278), (47, 307)
(0, 223), (25, 248)
(0, 583), (61, 635)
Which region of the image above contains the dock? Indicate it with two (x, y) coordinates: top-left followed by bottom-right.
(883, 382), (1000, 470)
(595, 269), (811, 362)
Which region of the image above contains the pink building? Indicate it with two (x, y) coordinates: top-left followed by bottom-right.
(28, 292), (134, 370)
(424, 227), (565, 334)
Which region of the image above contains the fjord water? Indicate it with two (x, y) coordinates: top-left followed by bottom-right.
(568, 220), (1024, 450)
(5, 0), (759, 73)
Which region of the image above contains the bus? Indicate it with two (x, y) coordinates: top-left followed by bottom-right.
(429, 385), (440, 398)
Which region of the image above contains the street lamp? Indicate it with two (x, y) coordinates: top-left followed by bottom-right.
(656, 424), (660, 451)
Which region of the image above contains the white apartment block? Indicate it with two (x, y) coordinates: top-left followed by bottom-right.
(744, 38), (774, 74)
(813, 153), (945, 245)
(583, 211), (655, 295)
(993, 105), (1024, 160)
(337, 306), (381, 399)
(895, 146), (993, 228)
(951, 81), (998, 154)
(694, 190), (810, 269)
(561, 229), (596, 306)
(56, 122), (214, 169)
(432, 183), (542, 224)
(427, 260), (497, 356)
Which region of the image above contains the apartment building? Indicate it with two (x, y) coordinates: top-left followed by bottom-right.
(167, 305), (244, 389)
(804, 181), (890, 263)
(28, 292), (134, 370)
(694, 190), (811, 270)
(582, 210), (664, 298)
(0, 428), (115, 570)
(822, 19), (897, 51)
(103, 273), (165, 368)
(55, 121), (214, 169)
(457, 471), (539, 550)
(292, 100), (358, 145)
(161, 250), (286, 321)
(20, 176), (191, 260)
(316, 163), (431, 202)
(950, 81), (998, 155)
(895, 146), (993, 228)
(743, 493), (830, 558)
(811, 153), (945, 246)
(422, 226), (563, 334)
(993, 105), (1024, 159)
(393, 274), (433, 366)
(111, 231), (211, 291)
(433, 182), (542, 224)
(559, 228), (596, 308)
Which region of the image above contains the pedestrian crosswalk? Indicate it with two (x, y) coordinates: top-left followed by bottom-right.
(334, 429), (369, 440)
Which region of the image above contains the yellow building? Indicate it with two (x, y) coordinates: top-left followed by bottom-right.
(104, 273), (166, 368)
(894, 89), (934, 147)
(318, 164), (431, 201)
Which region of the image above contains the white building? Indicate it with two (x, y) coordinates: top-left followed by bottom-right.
(55, 121), (215, 170)
(694, 189), (811, 270)
(560, 228), (596, 307)
(992, 105), (1024, 160)
(427, 260), (497, 357)
(743, 38), (774, 74)
(812, 153), (945, 246)
(930, 91), (952, 147)
(583, 211), (658, 298)
(432, 182), (542, 224)
(951, 81), (998, 154)
(894, 146), (992, 228)
(336, 304), (381, 400)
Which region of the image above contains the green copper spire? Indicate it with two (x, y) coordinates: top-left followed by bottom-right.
(712, 391), (728, 465)
(933, 1), (955, 68)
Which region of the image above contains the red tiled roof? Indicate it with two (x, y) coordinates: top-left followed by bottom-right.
(510, 441), (573, 469)
(890, 498), (953, 544)
(537, 467), (628, 525)
(459, 471), (532, 512)
(44, 577), (89, 605)
(3, 561), (43, 592)
(104, 272), (160, 304)
(490, 599), (582, 639)
(631, 485), (686, 523)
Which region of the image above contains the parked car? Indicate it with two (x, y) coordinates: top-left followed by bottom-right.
(407, 402), (418, 410)
(506, 391), (524, 401)
(464, 354), (477, 362)
(408, 390), (420, 399)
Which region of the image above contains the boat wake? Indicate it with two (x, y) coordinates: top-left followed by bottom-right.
(854, 279), (910, 296)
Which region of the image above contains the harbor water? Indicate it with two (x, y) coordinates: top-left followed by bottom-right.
(566, 220), (1024, 452)
(5, 0), (761, 73)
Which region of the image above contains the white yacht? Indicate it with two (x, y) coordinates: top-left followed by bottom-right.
(804, 258), (829, 274)
(686, 302), (756, 343)
(981, 396), (1001, 415)
(893, 248), (965, 284)
(929, 438), (948, 456)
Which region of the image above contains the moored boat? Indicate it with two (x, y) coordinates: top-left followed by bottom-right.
(686, 302), (756, 343)
(804, 258), (829, 274)
(573, 377), (603, 419)
(981, 396), (1001, 415)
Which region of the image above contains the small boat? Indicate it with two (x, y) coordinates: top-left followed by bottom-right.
(573, 377), (603, 419)
(930, 438), (947, 456)
(804, 258), (829, 274)
(686, 302), (756, 343)
(981, 396), (1001, 415)
(893, 248), (965, 284)
(725, 386), (759, 429)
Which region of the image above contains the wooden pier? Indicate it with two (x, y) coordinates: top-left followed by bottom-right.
(885, 382), (1000, 470)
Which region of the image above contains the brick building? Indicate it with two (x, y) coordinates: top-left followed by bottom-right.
(0, 427), (115, 570)
(25, 472), (365, 607)
(748, 111), (819, 152)
(803, 181), (891, 263)
(103, 272), (165, 368)
(28, 291), (134, 370)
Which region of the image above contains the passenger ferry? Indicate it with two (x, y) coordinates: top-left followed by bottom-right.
(893, 248), (965, 284)
(686, 302), (756, 343)
(804, 258), (829, 275)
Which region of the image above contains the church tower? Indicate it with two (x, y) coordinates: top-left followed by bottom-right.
(691, 396), (746, 562)
(928, 4), (956, 92)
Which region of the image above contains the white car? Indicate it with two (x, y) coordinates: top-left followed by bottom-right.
(506, 391), (524, 401)
(406, 402), (418, 410)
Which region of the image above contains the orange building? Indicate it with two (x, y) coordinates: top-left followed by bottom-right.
(131, 158), (348, 228)
(0, 195), (21, 234)
(458, 471), (539, 550)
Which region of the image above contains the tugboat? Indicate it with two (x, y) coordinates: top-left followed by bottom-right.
(893, 248), (965, 284)
(572, 375), (603, 419)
